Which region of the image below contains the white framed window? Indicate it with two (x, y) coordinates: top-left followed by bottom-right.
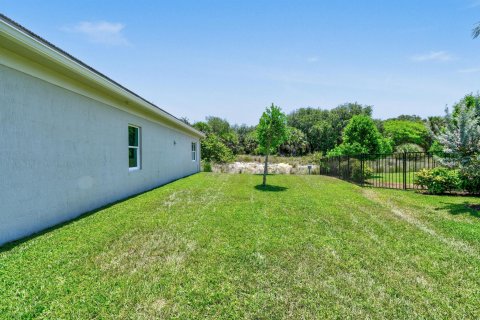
(191, 142), (197, 161)
(128, 125), (141, 171)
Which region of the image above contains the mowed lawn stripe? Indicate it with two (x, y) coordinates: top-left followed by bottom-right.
(0, 173), (479, 319)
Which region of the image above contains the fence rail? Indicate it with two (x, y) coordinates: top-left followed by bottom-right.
(319, 152), (440, 190)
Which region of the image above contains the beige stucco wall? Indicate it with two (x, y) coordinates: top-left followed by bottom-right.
(0, 64), (200, 245)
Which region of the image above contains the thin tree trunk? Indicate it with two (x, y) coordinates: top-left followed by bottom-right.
(263, 152), (269, 186)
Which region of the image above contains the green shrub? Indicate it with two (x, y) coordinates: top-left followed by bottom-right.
(327, 142), (368, 157)
(363, 166), (374, 180)
(304, 151), (323, 164)
(459, 159), (480, 194)
(414, 167), (460, 194)
(395, 143), (424, 153)
(202, 161), (212, 172)
(201, 133), (234, 163)
(350, 160), (374, 182)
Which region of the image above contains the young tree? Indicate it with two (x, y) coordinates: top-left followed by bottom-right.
(257, 104), (289, 186)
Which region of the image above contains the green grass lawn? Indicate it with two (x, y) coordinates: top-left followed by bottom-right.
(1, 173), (480, 319)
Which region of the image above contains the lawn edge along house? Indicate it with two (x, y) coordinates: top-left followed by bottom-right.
(0, 14), (205, 246)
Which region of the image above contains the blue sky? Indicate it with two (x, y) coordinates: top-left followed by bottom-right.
(2, 1), (480, 125)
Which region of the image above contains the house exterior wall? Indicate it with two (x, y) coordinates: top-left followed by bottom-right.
(0, 64), (201, 245)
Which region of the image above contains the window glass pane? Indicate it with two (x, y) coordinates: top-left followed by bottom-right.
(129, 148), (138, 168)
(129, 126), (138, 147)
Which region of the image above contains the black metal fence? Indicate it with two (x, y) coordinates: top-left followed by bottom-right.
(319, 152), (440, 190)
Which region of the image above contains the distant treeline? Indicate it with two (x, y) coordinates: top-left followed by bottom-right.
(185, 93), (479, 163)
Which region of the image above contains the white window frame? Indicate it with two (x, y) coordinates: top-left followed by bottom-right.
(191, 142), (197, 161)
(128, 125), (141, 171)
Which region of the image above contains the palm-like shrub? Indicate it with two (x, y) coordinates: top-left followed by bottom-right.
(473, 23), (480, 39)
(429, 101), (480, 194)
(434, 105), (480, 167)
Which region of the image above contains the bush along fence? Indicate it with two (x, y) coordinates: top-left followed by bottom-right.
(319, 152), (441, 190)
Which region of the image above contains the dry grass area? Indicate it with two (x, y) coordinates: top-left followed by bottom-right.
(1, 173), (480, 319)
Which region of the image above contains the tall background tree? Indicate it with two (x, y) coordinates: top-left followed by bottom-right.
(327, 115), (392, 156)
(383, 119), (431, 150)
(205, 116), (240, 154)
(257, 104), (289, 186)
(233, 124), (257, 154)
(192, 100), (466, 162)
(192, 120), (234, 164)
(287, 102), (372, 153)
(279, 127), (308, 156)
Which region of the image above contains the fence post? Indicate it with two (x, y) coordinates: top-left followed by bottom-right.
(403, 151), (407, 190)
(347, 157), (350, 181)
(360, 154), (365, 186)
(338, 157), (341, 178)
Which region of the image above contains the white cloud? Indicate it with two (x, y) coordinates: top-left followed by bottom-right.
(63, 21), (130, 46)
(458, 67), (480, 73)
(410, 51), (454, 62)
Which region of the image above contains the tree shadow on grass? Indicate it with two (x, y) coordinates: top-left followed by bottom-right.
(254, 184), (288, 192)
(435, 202), (480, 218)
